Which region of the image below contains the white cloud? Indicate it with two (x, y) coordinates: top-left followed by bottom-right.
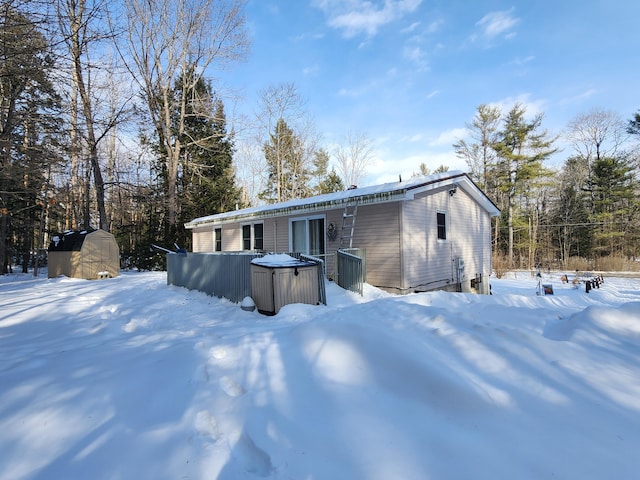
(367, 150), (467, 185)
(475, 8), (520, 40)
(303, 64), (320, 76)
(313, 0), (423, 38)
(428, 128), (468, 147)
(559, 88), (599, 106)
(489, 93), (547, 118)
(359, 135), (469, 186)
(401, 21), (421, 34)
(426, 19), (444, 34)
(511, 55), (535, 66)
(400, 133), (425, 143)
(403, 45), (429, 71)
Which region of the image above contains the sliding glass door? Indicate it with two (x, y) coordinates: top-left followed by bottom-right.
(290, 216), (325, 257)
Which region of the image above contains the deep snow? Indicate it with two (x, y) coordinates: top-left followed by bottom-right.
(1, 270), (639, 479)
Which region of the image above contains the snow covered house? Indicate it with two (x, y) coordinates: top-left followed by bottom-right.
(185, 171), (500, 294)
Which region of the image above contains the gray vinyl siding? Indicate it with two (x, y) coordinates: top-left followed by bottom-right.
(402, 188), (491, 293)
(350, 203), (402, 290)
(402, 189), (454, 291)
(457, 191), (492, 293)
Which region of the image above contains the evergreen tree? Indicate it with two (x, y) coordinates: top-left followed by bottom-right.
(454, 104), (501, 191)
(548, 157), (592, 263)
(260, 118), (312, 203)
(626, 110), (640, 136)
(411, 163), (430, 178)
(317, 169), (344, 194)
(312, 148), (344, 194)
(174, 74), (243, 248)
(590, 155), (637, 257)
(492, 104), (557, 265)
(0, 6), (61, 273)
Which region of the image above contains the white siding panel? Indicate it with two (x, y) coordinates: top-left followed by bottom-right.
(192, 226), (213, 252)
(263, 218), (277, 252)
(223, 224), (242, 251)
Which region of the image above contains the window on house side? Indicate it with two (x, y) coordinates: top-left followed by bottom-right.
(254, 223), (264, 250)
(242, 223), (264, 250)
(214, 228), (222, 252)
(242, 225), (251, 250)
(437, 212), (447, 240)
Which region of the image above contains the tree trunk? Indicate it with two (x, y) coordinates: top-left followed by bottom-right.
(0, 213), (7, 274)
(508, 194), (514, 266)
(71, 0), (108, 231)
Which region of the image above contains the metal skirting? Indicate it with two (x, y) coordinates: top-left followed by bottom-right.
(167, 252), (262, 303)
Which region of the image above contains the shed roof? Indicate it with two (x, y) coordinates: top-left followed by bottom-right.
(48, 229), (96, 251)
(185, 170), (500, 229)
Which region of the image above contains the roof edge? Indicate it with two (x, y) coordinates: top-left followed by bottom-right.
(185, 171), (500, 229)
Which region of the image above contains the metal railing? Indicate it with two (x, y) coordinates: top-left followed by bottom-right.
(336, 248), (366, 296)
(167, 251), (326, 305)
(290, 252), (327, 305)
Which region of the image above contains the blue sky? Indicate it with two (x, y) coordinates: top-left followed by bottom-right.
(220, 0), (640, 185)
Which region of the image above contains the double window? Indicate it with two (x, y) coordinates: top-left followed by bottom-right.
(290, 216), (325, 256)
(242, 223), (264, 251)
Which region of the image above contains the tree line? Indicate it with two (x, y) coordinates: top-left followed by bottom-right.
(455, 104), (640, 271)
(0, 0), (377, 273)
(2, 0), (639, 275)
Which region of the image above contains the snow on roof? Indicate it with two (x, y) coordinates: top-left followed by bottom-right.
(186, 170), (498, 228)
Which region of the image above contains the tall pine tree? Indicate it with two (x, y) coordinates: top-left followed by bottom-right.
(492, 104), (556, 266)
(590, 155), (637, 257)
(175, 75), (243, 248)
(260, 118), (312, 203)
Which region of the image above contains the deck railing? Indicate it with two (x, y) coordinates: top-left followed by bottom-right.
(336, 248), (366, 296)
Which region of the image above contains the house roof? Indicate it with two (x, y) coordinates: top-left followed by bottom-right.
(185, 170), (501, 229)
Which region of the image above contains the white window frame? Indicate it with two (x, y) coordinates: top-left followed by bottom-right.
(436, 210), (448, 242)
(289, 214), (326, 255)
(214, 227), (222, 252)
(241, 222), (264, 251)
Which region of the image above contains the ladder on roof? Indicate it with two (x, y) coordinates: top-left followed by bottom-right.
(340, 198), (358, 249)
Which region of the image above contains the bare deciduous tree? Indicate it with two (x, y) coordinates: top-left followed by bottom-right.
(565, 108), (627, 166)
(121, 0), (249, 237)
(255, 82), (319, 203)
(334, 130), (375, 188)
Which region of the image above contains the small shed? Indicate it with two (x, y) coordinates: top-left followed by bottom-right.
(48, 229), (120, 279)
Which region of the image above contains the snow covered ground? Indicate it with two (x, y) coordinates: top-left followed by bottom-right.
(1, 270), (639, 480)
